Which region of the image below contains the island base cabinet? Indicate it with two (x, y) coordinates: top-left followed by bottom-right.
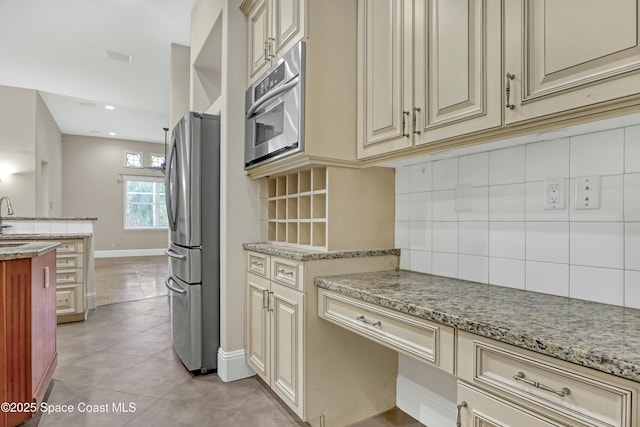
(457, 382), (569, 427)
(1, 251), (57, 427)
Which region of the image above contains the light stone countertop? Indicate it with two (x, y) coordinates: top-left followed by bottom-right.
(243, 243), (400, 261)
(0, 241), (60, 261)
(0, 233), (92, 240)
(8, 217), (97, 221)
(314, 269), (640, 383)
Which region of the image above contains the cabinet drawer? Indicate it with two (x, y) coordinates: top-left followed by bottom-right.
(56, 269), (83, 285)
(271, 257), (302, 291)
(247, 251), (270, 278)
(56, 239), (84, 254)
(318, 288), (455, 374)
(56, 285), (82, 315)
(56, 254), (83, 270)
(458, 332), (636, 427)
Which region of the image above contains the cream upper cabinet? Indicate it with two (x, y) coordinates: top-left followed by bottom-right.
(357, 0), (502, 159)
(413, 0), (502, 145)
(244, 0), (306, 84)
(504, 0), (640, 124)
(357, 0), (413, 159)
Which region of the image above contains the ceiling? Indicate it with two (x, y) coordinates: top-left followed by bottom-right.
(0, 0), (197, 144)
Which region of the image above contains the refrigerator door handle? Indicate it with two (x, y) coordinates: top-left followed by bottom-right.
(165, 249), (187, 260)
(165, 277), (187, 294)
(165, 139), (178, 231)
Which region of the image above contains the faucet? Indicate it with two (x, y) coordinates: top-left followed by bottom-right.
(0, 196), (14, 234)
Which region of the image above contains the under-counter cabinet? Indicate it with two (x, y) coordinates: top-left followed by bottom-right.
(243, 0), (305, 83)
(53, 238), (87, 323)
(1, 251), (57, 427)
(244, 249), (401, 426)
(457, 331), (639, 427)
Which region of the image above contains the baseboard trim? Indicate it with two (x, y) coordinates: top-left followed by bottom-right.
(217, 348), (256, 383)
(396, 374), (456, 427)
(94, 248), (166, 258)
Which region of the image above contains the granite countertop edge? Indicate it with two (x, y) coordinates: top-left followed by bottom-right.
(0, 242), (61, 261)
(314, 274), (640, 383)
(243, 242), (400, 261)
(7, 217), (97, 221)
(0, 233), (93, 240)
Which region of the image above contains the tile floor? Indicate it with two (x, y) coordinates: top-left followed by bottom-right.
(94, 256), (168, 306)
(40, 256), (422, 426)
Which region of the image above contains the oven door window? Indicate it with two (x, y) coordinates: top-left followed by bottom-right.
(254, 102), (285, 147)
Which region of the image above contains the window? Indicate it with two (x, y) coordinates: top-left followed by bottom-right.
(125, 151), (143, 168)
(151, 154), (165, 168)
(124, 176), (168, 229)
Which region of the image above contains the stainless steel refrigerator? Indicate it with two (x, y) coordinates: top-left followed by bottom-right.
(164, 112), (220, 374)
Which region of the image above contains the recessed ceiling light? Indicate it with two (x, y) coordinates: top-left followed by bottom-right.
(109, 132), (117, 136)
(105, 105), (115, 110)
(106, 50), (133, 63)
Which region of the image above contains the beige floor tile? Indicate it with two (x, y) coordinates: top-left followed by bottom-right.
(124, 399), (237, 427)
(162, 375), (260, 410)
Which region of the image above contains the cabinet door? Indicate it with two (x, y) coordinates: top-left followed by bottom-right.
(414, 0), (502, 144)
(245, 273), (270, 383)
(247, 0), (272, 83)
(504, 0), (640, 124)
(271, 0), (306, 59)
(357, 0), (414, 159)
(270, 282), (304, 418)
(457, 382), (570, 427)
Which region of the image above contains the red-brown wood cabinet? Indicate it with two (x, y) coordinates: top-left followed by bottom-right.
(0, 251), (57, 427)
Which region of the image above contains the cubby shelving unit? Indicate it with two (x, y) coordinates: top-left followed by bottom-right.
(265, 166), (395, 251)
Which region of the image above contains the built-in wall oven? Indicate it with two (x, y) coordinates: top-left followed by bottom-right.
(244, 40), (305, 169)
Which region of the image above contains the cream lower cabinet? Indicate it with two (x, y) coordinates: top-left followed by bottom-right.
(245, 250), (401, 426)
(457, 331), (639, 427)
(246, 272), (304, 416)
(53, 238), (87, 323)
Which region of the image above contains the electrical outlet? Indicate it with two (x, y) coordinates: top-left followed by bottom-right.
(543, 178), (565, 210)
(575, 176), (600, 209)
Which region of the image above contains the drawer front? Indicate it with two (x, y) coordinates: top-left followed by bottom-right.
(458, 333), (634, 427)
(56, 269), (83, 285)
(247, 251), (270, 278)
(271, 257), (302, 291)
(56, 239), (84, 254)
(56, 254), (83, 270)
(318, 288), (455, 374)
(56, 285), (82, 315)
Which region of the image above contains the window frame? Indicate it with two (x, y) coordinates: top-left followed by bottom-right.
(124, 151), (143, 168)
(122, 175), (168, 230)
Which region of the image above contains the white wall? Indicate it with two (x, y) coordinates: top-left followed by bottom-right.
(395, 123), (640, 308)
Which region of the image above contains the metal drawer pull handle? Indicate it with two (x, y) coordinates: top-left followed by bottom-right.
(402, 111), (410, 137)
(356, 315), (381, 327)
(513, 372), (571, 397)
(505, 72), (515, 109)
(456, 401), (467, 427)
(165, 249), (186, 260)
(262, 289), (269, 309)
(412, 107), (421, 135)
(251, 261), (264, 267)
(277, 269), (294, 276)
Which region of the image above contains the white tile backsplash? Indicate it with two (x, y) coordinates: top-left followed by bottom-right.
(489, 258), (525, 289)
(33, 221), (51, 234)
(459, 152), (489, 186)
(489, 222), (525, 260)
(570, 129), (624, 177)
(489, 184), (525, 221)
(526, 222), (569, 264)
(489, 146), (526, 185)
(624, 173), (640, 221)
(410, 162), (432, 193)
(570, 222), (624, 269)
(570, 266), (624, 306)
(432, 252), (458, 277)
(396, 121), (640, 308)
(625, 222), (640, 271)
(525, 138), (570, 182)
(625, 125), (640, 173)
(433, 158), (458, 190)
(459, 222), (489, 256)
(526, 261), (569, 297)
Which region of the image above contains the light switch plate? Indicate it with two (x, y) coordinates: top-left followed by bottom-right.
(575, 176), (600, 210)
